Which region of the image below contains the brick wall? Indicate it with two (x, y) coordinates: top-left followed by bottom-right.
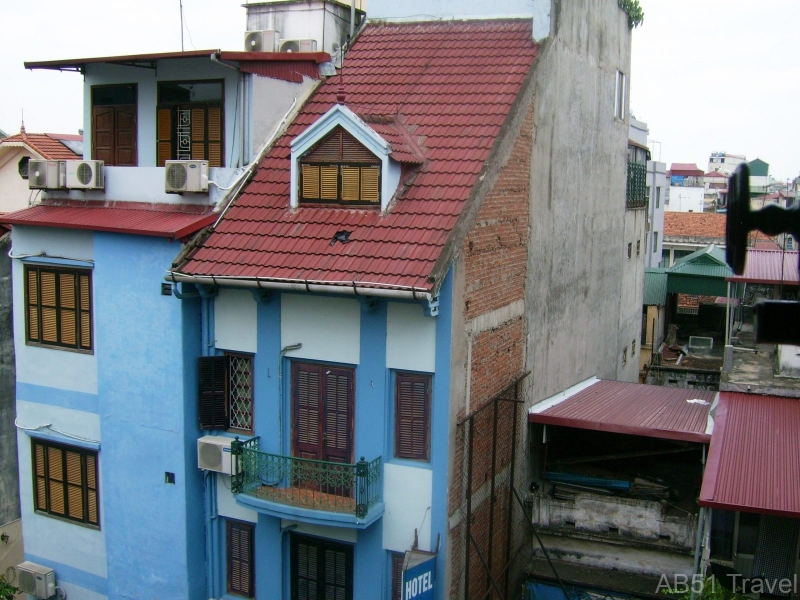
(462, 104), (532, 322)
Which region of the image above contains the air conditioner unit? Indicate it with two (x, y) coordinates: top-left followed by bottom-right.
(198, 435), (238, 475)
(280, 39), (317, 53)
(16, 561), (56, 599)
(244, 29), (279, 52)
(165, 160), (209, 193)
(66, 160), (104, 190)
(28, 160), (66, 190)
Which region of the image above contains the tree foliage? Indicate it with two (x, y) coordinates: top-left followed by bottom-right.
(619, 0), (644, 28)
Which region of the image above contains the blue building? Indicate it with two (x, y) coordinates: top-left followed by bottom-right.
(5, 0), (641, 599)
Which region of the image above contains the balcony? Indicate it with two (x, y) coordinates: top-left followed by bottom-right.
(230, 437), (384, 528)
(627, 161), (648, 210)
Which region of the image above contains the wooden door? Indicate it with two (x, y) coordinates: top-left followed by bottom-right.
(291, 362), (354, 465)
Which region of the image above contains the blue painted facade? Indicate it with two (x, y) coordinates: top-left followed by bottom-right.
(12, 228), (205, 599)
(198, 271), (454, 600)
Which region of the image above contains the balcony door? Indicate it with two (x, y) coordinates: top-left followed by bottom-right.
(291, 362), (354, 465)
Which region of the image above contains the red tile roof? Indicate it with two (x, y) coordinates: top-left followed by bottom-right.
(670, 163), (704, 177)
(176, 20), (538, 293)
(528, 380), (715, 443)
(0, 201), (216, 241)
(700, 392), (800, 517)
(664, 212), (726, 241)
(727, 248), (800, 285)
(0, 131), (81, 160)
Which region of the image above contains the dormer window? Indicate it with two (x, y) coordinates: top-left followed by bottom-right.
(299, 127), (381, 205)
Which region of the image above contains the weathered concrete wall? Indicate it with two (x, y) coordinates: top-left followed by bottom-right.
(525, 0), (636, 404)
(0, 234), (19, 527)
(619, 209), (647, 381)
(645, 366), (720, 390)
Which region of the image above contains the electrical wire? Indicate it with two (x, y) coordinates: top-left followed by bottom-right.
(15, 419), (100, 445)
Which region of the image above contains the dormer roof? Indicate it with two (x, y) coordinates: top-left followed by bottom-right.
(0, 131), (82, 161)
(173, 19), (538, 296)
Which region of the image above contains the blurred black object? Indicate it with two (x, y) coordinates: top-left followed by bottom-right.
(725, 163), (800, 344)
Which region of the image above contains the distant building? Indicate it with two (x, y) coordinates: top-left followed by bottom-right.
(707, 150), (745, 176)
(667, 163), (705, 213)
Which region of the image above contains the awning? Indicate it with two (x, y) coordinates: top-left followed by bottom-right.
(700, 392), (800, 517)
(0, 203), (216, 241)
(529, 379), (715, 443)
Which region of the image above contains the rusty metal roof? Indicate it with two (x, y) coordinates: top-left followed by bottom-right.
(0, 202), (216, 241)
(726, 249), (799, 285)
(529, 379), (715, 443)
(700, 392), (800, 517)
(175, 19), (538, 293)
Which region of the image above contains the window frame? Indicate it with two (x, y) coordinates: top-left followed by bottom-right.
(290, 533), (353, 600)
(394, 372), (432, 462)
(91, 83), (138, 166)
(156, 79), (225, 167)
(227, 519), (255, 598)
(31, 438), (100, 528)
(24, 264), (93, 353)
(198, 352), (254, 433)
(615, 70), (626, 120)
(298, 126), (382, 206)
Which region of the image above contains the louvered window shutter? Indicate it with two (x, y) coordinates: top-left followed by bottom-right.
(199, 356), (228, 429)
(157, 108), (172, 167)
(395, 373), (432, 461)
(392, 553), (405, 600)
(227, 520), (254, 597)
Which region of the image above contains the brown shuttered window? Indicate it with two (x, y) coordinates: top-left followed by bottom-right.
(395, 373), (432, 461)
(157, 80), (225, 167)
(299, 126), (381, 206)
(25, 265), (92, 352)
(227, 520), (254, 598)
(199, 354), (253, 432)
(32, 439), (99, 527)
(291, 534), (353, 600)
(392, 552), (405, 600)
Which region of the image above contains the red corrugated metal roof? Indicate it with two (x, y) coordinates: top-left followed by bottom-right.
(529, 380), (715, 443)
(700, 392), (800, 517)
(176, 20), (538, 292)
(727, 249), (799, 284)
(0, 202), (216, 240)
(0, 131), (81, 160)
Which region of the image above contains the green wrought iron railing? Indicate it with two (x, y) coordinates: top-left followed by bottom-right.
(627, 161), (647, 209)
(231, 437), (381, 518)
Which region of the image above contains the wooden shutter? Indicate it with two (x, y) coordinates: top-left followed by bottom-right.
(92, 106), (115, 164)
(392, 553), (404, 600)
(207, 107), (222, 167)
(302, 164), (320, 200)
(199, 356), (228, 429)
(320, 166), (338, 200)
(340, 166), (360, 202)
(293, 364), (321, 461)
(26, 269), (40, 341)
(395, 374), (431, 461)
(114, 105), (137, 166)
(157, 108), (172, 167)
(65, 450), (84, 519)
(79, 274), (92, 349)
(191, 107), (206, 161)
(227, 520), (254, 597)
(47, 446), (65, 515)
(86, 453), (99, 525)
(33, 442), (47, 511)
(292, 535), (353, 600)
(360, 167), (380, 203)
(323, 367), (354, 464)
(59, 273), (77, 347)
(40, 272), (58, 344)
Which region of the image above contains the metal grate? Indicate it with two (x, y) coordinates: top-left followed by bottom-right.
(229, 355), (253, 431)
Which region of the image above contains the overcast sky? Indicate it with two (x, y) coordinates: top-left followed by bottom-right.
(1, 0), (797, 180)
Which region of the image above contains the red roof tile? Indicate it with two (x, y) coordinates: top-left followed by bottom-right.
(700, 392), (800, 517)
(0, 201), (216, 240)
(529, 379), (714, 443)
(664, 212), (727, 241)
(176, 20), (538, 292)
(0, 131), (81, 160)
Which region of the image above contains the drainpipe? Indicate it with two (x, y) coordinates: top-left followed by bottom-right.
(204, 470), (219, 598)
(278, 344), (302, 454)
